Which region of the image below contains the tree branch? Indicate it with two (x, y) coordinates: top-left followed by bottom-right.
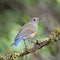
(0, 27), (60, 60)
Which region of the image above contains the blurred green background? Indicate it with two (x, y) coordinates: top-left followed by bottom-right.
(0, 0), (60, 60)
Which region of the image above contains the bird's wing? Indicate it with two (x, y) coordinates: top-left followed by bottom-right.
(15, 23), (37, 41)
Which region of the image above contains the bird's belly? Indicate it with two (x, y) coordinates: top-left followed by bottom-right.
(29, 32), (37, 38)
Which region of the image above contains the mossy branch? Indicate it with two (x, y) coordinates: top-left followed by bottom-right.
(0, 27), (60, 60)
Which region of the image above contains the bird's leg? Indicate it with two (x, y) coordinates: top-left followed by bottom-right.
(23, 39), (27, 60)
(23, 39), (27, 50)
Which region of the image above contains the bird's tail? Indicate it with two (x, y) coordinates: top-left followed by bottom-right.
(11, 36), (24, 46)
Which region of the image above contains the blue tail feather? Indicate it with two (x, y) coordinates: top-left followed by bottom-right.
(11, 36), (24, 46)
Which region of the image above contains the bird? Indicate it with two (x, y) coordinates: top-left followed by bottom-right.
(11, 17), (40, 46)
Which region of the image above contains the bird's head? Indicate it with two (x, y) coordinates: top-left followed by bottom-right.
(29, 17), (41, 24)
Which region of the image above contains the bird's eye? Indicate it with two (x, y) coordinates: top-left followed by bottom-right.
(34, 19), (36, 21)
